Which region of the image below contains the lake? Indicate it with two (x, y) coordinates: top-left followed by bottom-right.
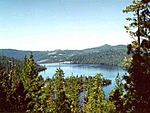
(39, 63), (126, 98)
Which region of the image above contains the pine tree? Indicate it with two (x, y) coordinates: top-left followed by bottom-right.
(82, 73), (105, 113)
(0, 59), (28, 112)
(65, 75), (80, 113)
(21, 53), (44, 112)
(0, 65), (9, 112)
(109, 75), (124, 113)
(122, 0), (150, 112)
(54, 68), (71, 113)
(39, 79), (56, 113)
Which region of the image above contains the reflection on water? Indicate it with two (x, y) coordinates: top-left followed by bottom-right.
(39, 63), (126, 98)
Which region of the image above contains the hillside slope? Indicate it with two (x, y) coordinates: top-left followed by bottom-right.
(0, 49), (49, 61)
(0, 44), (127, 66)
(68, 45), (127, 66)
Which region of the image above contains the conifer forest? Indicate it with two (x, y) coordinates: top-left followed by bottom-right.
(0, 0), (150, 113)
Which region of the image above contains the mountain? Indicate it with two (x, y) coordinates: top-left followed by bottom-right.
(0, 56), (23, 71)
(68, 45), (127, 66)
(0, 55), (46, 72)
(0, 44), (127, 66)
(0, 49), (49, 61)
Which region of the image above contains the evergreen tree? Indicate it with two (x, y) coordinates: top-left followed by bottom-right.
(39, 79), (56, 113)
(21, 53), (44, 112)
(109, 74), (124, 113)
(0, 59), (27, 112)
(83, 73), (105, 113)
(54, 68), (71, 113)
(0, 65), (9, 112)
(121, 0), (150, 112)
(65, 75), (80, 113)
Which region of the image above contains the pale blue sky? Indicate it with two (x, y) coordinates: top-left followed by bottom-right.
(0, 0), (131, 51)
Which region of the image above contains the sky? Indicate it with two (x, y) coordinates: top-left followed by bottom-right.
(0, 0), (132, 51)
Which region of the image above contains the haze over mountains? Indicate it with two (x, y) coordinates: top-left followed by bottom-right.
(0, 44), (127, 66)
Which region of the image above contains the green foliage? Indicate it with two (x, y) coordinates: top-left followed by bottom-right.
(109, 75), (124, 113)
(0, 58), (27, 112)
(68, 45), (127, 66)
(123, 0), (150, 113)
(110, 0), (150, 113)
(0, 49), (49, 61)
(0, 55), (23, 72)
(53, 68), (71, 113)
(21, 53), (45, 113)
(65, 75), (80, 113)
(0, 53), (115, 113)
(1, 0), (149, 113)
(82, 73), (115, 113)
(82, 73), (104, 112)
(42, 79), (56, 113)
(0, 45), (127, 66)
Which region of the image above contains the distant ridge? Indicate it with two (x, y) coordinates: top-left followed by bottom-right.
(0, 44), (127, 66)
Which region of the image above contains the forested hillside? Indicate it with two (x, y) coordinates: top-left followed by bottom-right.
(0, 0), (149, 112)
(68, 45), (127, 66)
(0, 55), (46, 72)
(0, 54), (114, 112)
(0, 49), (49, 61)
(0, 56), (23, 71)
(0, 44), (127, 66)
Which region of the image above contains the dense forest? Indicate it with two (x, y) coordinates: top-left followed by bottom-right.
(67, 45), (127, 66)
(0, 56), (23, 71)
(0, 53), (113, 112)
(0, 44), (127, 66)
(0, 0), (150, 113)
(0, 56), (46, 73)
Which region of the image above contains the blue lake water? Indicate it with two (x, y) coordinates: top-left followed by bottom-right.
(39, 63), (126, 98)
